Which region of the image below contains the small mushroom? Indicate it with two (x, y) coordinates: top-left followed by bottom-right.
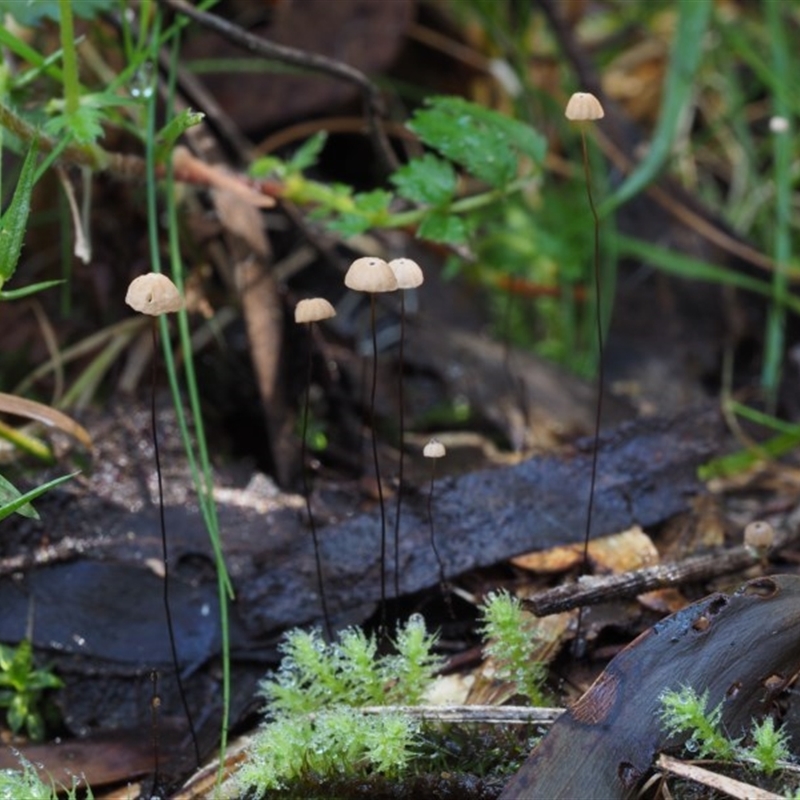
(125, 272), (184, 316)
(388, 257), (424, 290)
(344, 256), (398, 294)
(423, 438), (446, 459)
(565, 92), (605, 121)
(423, 437), (449, 609)
(744, 520), (775, 559)
(295, 297), (336, 324)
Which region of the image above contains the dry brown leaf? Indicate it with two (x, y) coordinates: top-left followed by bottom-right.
(0, 392), (92, 450)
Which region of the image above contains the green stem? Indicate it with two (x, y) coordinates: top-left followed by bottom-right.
(57, 0), (81, 116)
(0, 100), (110, 171)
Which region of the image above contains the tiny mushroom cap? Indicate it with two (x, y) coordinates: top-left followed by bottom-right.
(565, 92), (605, 121)
(423, 438), (446, 459)
(344, 256), (398, 294)
(744, 520), (775, 554)
(295, 297), (336, 324)
(388, 257), (424, 290)
(125, 272), (184, 316)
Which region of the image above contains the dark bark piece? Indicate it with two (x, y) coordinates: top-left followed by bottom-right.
(500, 574), (800, 800)
(0, 405), (725, 741)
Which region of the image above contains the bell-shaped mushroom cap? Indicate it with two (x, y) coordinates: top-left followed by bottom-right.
(565, 92), (605, 121)
(295, 297), (336, 324)
(344, 256), (398, 293)
(744, 520), (775, 553)
(125, 272), (184, 316)
(388, 257), (424, 290)
(423, 438), (446, 459)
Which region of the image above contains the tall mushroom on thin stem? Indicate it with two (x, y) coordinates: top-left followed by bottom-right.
(565, 91), (606, 656)
(125, 271), (200, 766)
(387, 257), (424, 599)
(344, 256), (398, 630)
(294, 297), (336, 640)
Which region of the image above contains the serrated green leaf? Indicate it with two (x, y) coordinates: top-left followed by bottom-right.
(323, 213), (372, 238)
(417, 211), (468, 244)
(352, 189), (392, 215)
(0, 140), (38, 285)
(390, 154), (456, 206)
(409, 96), (546, 188)
(288, 132), (328, 172)
(0, 0), (117, 27)
(44, 105), (104, 145)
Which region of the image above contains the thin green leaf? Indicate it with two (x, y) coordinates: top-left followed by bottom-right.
(287, 132), (327, 172)
(0, 474), (38, 519)
(155, 108), (205, 162)
(760, 0), (793, 404)
(616, 235), (800, 317)
(601, 0), (714, 213)
(0, 471), (78, 523)
(0, 0), (117, 26)
(390, 154), (457, 206)
(0, 279), (64, 301)
(0, 140), (39, 285)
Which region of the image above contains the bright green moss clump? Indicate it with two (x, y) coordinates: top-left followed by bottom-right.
(237, 615), (442, 795)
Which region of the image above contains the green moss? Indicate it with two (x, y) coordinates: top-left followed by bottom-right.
(237, 615), (442, 796)
(478, 591), (548, 705)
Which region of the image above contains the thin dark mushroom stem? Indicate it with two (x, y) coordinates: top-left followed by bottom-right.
(368, 296), (389, 632)
(300, 323), (333, 641)
(565, 93), (606, 657)
(149, 320), (201, 767)
(393, 292), (406, 599)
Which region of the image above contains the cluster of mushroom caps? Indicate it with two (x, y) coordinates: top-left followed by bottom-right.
(295, 256), (423, 324)
(294, 255), (446, 459)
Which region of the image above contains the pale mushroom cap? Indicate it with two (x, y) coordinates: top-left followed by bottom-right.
(344, 256), (398, 293)
(125, 272), (184, 316)
(423, 438), (446, 458)
(388, 258), (424, 290)
(565, 92), (605, 121)
(295, 297), (336, 324)
(744, 520), (775, 551)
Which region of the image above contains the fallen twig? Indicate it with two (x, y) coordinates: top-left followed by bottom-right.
(523, 546), (758, 616)
(159, 0), (398, 174)
(656, 753), (783, 800)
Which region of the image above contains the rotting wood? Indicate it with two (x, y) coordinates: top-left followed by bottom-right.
(500, 574), (800, 799)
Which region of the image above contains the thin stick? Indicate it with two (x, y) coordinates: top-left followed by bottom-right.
(158, 0), (398, 174)
(150, 322), (200, 766)
(301, 323), (333, 640)
(523, 545), (764, 617)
